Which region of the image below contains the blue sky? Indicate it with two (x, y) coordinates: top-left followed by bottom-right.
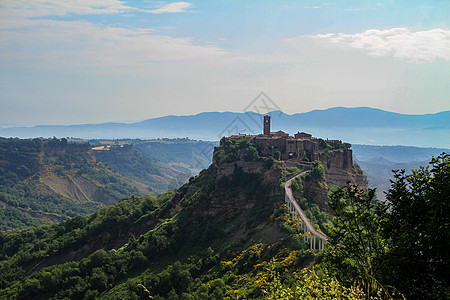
(0, 0), (449, 126)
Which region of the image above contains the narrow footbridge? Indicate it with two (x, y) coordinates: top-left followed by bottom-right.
(285, 171), (328, 250)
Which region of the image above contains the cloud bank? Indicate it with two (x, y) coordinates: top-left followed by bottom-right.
(309, 28), (450, 63)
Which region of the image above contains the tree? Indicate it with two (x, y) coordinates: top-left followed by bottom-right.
(325, 154), (450, 299)
(383, 153), (450, 299)
(324, 184), (389, 297)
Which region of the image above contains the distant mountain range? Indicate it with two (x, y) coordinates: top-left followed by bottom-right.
(1, 107), (449, 148)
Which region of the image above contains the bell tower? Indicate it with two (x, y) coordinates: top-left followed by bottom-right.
(263, 115), (271, 135)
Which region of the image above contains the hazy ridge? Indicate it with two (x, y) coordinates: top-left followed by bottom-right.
(1, 107), (449, 148)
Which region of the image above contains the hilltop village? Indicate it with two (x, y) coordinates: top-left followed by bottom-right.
(214, 115), (354, 172)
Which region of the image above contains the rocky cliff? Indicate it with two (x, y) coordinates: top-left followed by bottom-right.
(184, 160), (284, 217)
(212, 137), (368, 217)
(315, 148), (367, 189)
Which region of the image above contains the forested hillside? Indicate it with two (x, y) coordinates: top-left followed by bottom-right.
(0, 138), (362, 299)
(92, 143), (191, 192)
(1, 138), (447, 299)
(0, 138), (153, 230)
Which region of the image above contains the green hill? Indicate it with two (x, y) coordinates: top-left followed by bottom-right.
(1, 137), (446, 299)
(0, 138), (155, 230)
(0, 138), (363, 299)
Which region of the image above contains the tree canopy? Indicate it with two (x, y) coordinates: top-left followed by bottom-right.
(325, 153), (449, 299)
(383, 153), (450, 299)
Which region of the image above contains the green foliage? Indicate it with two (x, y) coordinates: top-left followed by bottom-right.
(0, 193), (170, 299)
(318, 139), (331, 150)
(324, 153), (450, 299)
(304, 161), (325, 181)
(0, 138), (42, 180)
(296, 196), (331, 235)
(318, 139), (351, 151)
(382, 153), (450, 299)
(0, 207), (43, 229)
(290, 177), (302, 193)
(277, 162), (331, 235)
(214, 138), (260, 165)
(279, 163), (311, 186)
(263, 263), (368, 299)
(263, 156), (275, 169)
(11, 140), (443, 299)
(324, 185), (389, 297)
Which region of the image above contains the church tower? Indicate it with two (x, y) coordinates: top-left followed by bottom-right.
(263, 115), (271, 135)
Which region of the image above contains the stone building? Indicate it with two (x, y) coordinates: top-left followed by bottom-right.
(226, 115), (353, 170)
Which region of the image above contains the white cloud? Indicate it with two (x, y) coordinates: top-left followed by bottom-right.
(306, 28), (450, 63)
(0, 1), (215, 68)
(0, 1), (192, 23)
(147, 2), (192, 14)
(0, 19), (225, 69)
(0, 0), (134, 19)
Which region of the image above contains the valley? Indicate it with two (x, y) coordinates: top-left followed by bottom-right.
(0, 138), (153, 230)
(0, 117), (447, 299)
(0, 130), (372, 299)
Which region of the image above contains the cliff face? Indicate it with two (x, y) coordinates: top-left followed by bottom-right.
(298, 148), (368, 214)
(323, 165), (367, 189)
(204, 156), (366, 219)
(43, 142), (94, 158)
(301, 179), (330, 213)
(315, 149), (353, 171)
(186, 160), (284, 217)
(211, 138), (368, 218)
(315, 149), (367, 190)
